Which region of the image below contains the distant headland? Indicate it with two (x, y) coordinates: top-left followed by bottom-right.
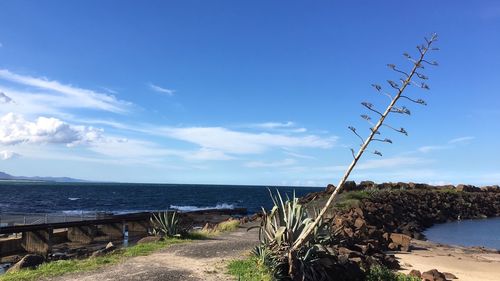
(0, 171), (86, 183)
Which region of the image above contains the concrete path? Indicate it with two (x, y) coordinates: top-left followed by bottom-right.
(46, 224), (259, 281)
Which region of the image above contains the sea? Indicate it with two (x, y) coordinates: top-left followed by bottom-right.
(424, 217), (500, 250)
(0, 181), (321, 216)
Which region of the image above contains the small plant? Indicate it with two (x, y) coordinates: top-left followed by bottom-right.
(150, 211), (179, 237)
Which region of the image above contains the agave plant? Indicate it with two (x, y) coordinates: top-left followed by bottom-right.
(252, 190), (337, 280)
(256, 190), (313, 248)
(151, 211), (179, 237)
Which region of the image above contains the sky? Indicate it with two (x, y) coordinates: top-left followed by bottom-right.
(0, 1), (499, 186)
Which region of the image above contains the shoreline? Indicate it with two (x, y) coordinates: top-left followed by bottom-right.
(396, 238), (500, 281)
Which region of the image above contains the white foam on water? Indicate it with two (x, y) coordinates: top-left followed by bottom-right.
(169, 203), (235, 212)
(67, 197), (80, 201)
(61, 210), (96, 215)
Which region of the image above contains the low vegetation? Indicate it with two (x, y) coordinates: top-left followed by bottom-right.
(190, 219), (240, 239)
(227, 256), (273, 281)
(335, 190), (376, 210)
(366, 266), (420, 281)
(0, 238), (186, 281)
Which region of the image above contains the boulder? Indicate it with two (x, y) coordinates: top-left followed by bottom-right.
(359, 181), (375, 190)
(343, 181), (357, 191)
(354, 218), (366, 230)
(389, 233), (411, 252)
(408, 269), (421, 278)
(421, 269), (447, 281)
(105, 242), (116, 252)
(456, 184), (478, 192)
(7, 254), (45, 273)
(325, 184), (336, 193)
(443, 272), (458, 279)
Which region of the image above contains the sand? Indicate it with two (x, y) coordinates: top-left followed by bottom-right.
(396, 239), (500, 281)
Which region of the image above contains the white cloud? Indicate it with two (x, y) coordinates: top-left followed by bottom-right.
(0, 150), (20, 160)
(158, 126), (336, 154)
(149, 83), (175, 96)
(0, 69), (131, 113)
(448, 136), (475, 144)
(245, 158), (296, 168)
(251, 122), (295, 129)
(246, 121), (307, 133)
(0, 113), (102, 146)
(418, 145), (449, 153)
(0, 92), (13, 104)
(357, 156), (431, 170)
(283, 151), (316, 160)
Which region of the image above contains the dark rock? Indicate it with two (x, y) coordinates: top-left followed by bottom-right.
(359, 180), (375, 190)
(326, 184), (336, 193)
(7, 254), (45, 273)
(443, 272), (458, 279)
(409, 269), (421, 278)
(421, 269), (447, 281)
(456, 184), (478, 192)
(343, 181), (357, 191)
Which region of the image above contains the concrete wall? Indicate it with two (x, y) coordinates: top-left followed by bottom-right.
(0, 237), (22, 256)
(21, 229), (53, 256)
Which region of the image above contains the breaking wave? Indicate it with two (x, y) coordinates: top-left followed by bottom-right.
(169, 203), (235, 212)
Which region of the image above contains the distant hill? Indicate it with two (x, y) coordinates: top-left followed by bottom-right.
(0, 171), (86, 182)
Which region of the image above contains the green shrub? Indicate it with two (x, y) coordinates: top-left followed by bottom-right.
(366, 266), (420, 281)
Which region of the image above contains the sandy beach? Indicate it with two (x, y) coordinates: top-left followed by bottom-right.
(396, 239), (500, 281)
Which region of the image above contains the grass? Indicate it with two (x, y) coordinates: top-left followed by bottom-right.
(227, 256), (273, 281)
(335, 190), (376, 210)
(1, 219), (242, 281)
(365, 266), (420, 281)
(0, 238), (186, 281)
(190, 219), (240, 239)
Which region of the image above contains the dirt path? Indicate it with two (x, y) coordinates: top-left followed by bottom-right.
(46, 224), (259, 281)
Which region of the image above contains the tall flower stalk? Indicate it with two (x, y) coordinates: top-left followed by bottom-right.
(288, 34), (439, 277)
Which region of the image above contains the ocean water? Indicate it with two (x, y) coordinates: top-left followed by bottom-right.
(424, 217), (500, 250)
(0, 182), (321, 215)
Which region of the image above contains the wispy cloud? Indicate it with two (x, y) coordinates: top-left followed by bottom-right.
(251, 121), (295, 129)
(246, 121), (307, 133)
(0, 69), (131, 113)
(448, 136), (475, 144)
(245, 158), (296, 168)
(418, 145), (449, 153)
(283, 151), (316, 160)
(417, 136), (475, 154)
(149, 83), (175, 96)
(158, 126), (336, 154)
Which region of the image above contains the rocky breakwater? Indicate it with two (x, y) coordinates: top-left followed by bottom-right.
(302, 182), (500, 280)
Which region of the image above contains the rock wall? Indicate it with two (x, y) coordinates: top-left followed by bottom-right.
(302, 183), (500, 275)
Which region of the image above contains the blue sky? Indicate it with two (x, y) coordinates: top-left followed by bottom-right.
(0, 1), (499, 186)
